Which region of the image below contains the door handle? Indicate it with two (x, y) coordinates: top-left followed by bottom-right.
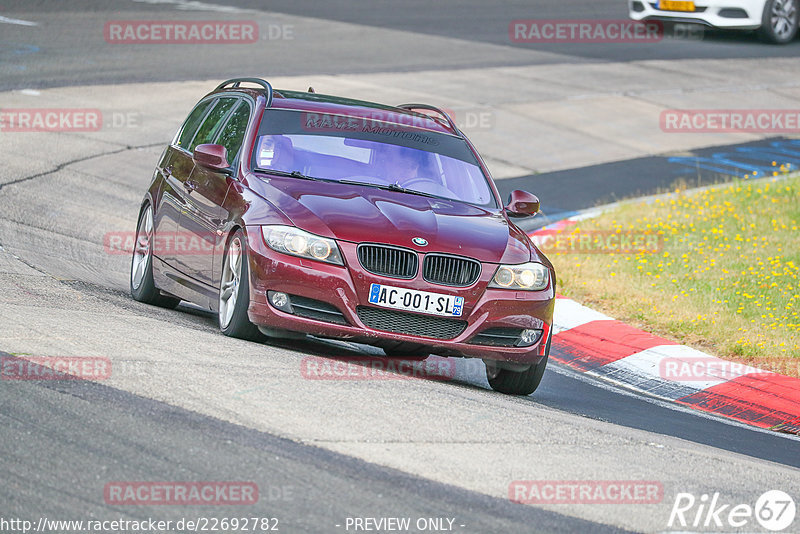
(184, 180), (198, 192)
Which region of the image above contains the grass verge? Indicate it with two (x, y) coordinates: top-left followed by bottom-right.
(545, 171), (799, 376)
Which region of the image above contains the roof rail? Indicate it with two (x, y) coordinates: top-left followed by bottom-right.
(396, 103), (460, 135)
(215, 78), (274, 106)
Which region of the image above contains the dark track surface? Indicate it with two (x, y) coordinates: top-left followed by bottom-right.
(504, 137), (800, 227)
(1, 2), (798, 532)
(0, 352), (626, 533)
(1, 0), (798, 91)
(219, 0), (800, 61)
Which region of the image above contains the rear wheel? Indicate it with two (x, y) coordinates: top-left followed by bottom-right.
(760, 0), (798, 44)
(130, 204), (180, 309)
(485, 333), (551, 395)
(219, 230), (264, 341)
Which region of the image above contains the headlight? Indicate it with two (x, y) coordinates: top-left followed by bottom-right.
(261, 226), (343, 265)
(489, 262), (549, 291)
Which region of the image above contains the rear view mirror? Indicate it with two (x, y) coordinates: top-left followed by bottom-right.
(193, 144), (230, 171)
(505, 190), (540, 217)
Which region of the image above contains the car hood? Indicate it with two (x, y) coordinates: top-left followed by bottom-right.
(246, 175), (535, 264)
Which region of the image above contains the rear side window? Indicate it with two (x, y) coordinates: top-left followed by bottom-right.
(189, 98), (237, 152)
(176, 100), (213, 150)
(214, 101), (251, 164)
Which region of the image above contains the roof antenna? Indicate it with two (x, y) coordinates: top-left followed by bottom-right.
(307, 86), (315, 93)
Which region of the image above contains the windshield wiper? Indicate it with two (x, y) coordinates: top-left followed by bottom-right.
(255, 171), (442, 200)
(337, 180), (440, 200)
(254, 169), (325, 182)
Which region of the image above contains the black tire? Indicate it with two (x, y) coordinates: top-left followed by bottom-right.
(658, 20), (677, 39)
(218, 229), (264, 341)
(377, 341), (430, 360)
(486, 332), (551, 395)
(130, 204), (180, 309)
(760, 0), (798, 44)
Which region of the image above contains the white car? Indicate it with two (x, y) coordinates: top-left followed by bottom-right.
(628, 0), (798, 43)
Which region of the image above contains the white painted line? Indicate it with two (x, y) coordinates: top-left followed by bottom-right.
(597, 345), (726, 396)
(0, 15), (38, 26)
(553, 297), (613, 334)
(602, 344), (766, 390)
(19, 89), (41, 96)
(131, 0), (254, 13)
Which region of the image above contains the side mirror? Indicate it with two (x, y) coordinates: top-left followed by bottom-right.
(505, 190), (540, 217)
(193, 144), (230, 172)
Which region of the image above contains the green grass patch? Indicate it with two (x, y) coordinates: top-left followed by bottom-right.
(550, 171), (800, 375)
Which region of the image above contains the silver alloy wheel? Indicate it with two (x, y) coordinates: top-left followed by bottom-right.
(131, 206), (153, 291)
(772, 0), (798, 39)
(219, 236), (242, 329)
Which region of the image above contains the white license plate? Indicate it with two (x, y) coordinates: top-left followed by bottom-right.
(368, 283), (464, 317)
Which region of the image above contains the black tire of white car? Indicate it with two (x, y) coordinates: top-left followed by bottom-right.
(760, 0), (799, 44)
(130, 204), (181, 309)
(486, 333), (551, 395)
(219, 229), (264, 341)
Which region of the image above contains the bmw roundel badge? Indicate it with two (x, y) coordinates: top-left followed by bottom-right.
(412, 237), (428, 247)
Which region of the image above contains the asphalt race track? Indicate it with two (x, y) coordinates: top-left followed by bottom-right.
(3, 0), (800, 91)
(1, 1), (799, 533)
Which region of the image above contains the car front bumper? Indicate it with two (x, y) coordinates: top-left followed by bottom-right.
(244, 227), (554, 365)
(629, 0), (764, 29)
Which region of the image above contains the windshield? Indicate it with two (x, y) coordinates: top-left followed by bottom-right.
(251, 110), (497, 207)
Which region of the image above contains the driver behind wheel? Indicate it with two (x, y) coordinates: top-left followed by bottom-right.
(378, 144), (433, 184)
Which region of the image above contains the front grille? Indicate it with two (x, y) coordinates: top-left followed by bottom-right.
(470, 328), (524, 347)
(290, 295), (349, 325)
(358, 244), (417, 279)
(423, 254), (481, 287)
(356, 306), (467, 340)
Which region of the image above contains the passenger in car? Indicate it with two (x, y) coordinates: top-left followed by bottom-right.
(257, 135), (295, 172)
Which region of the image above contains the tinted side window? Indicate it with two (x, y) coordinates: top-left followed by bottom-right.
(176, 100), (213, 149)
(214, 102), (251, 164)
(190, 98), (237, 152)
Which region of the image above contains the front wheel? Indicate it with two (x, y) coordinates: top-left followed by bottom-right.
(485, 333), (550, 395)
(130, 204), (180, 309)
(760, 0), (798, 44)
(218, 230), (263, 341)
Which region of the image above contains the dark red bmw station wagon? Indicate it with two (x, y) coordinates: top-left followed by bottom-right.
(131, 78), (556, 395)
